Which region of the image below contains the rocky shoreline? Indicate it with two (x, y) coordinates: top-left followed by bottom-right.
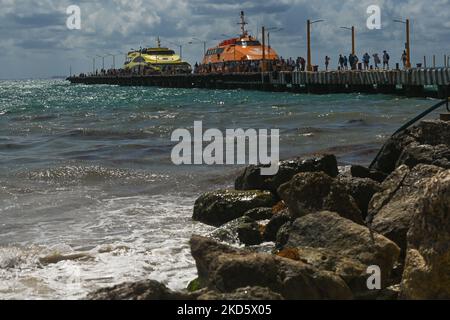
(88, 119), (450, 300)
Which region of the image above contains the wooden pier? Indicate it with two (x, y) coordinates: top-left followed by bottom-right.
(67, 68), (450, 98)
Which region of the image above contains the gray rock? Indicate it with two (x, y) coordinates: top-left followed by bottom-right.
(87, 280), (190, 300)
(400, 169), (450, 299)
(372, 120), (450, 175)
(193, 190), (277, 227)
(190, 235), (353, 300)
(339, 176), (382, 219)
(367, 164), (444, 253)
(277, 211), (400, 294)
(235, 154), (338, 194)
(278, 172), (364, 224)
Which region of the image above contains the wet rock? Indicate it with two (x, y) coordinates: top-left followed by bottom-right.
(371, 120), (450, 175)
(237, 220), (263, 246)
(190, 235), (352, 300)
(198, 287), (284, 300)
(277, 211), (400, 292)
(400, 169), (450, 299)
(278, 172), (364, 224)
(87, 280), (190, 300)
(263, 211), (292, 242)
(235, 154), (338, 194)
(210, 216), (255, 244)
(367, 164), (444, 253)
(350, 165), (387, 183)
(339, 176), (382, 219)
(244, 207), (274, 221)
(193, 190), (277, 227)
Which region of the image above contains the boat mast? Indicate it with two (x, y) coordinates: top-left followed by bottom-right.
(238, 11), (248, 38)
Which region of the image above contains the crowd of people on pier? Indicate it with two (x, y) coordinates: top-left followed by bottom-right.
(191, 49), (411, 74)
(76, 49), (412, 78)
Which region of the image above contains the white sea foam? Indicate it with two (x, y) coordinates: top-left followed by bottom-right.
(0, 194), (214, 300)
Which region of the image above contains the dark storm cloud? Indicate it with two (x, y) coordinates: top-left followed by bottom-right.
(0, 0), (449, 78)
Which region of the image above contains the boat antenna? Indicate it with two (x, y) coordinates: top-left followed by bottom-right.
(238, 11), (248, 37)
(157, 36), (161, 48)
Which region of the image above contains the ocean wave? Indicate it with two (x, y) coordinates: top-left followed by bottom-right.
(18, 166), (169, 184)
(62, 128), (155, 140)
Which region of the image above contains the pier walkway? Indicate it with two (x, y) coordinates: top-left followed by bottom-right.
(67, 68), (450, 98)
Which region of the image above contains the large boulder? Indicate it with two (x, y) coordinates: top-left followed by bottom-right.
(277, 211), (400, 295)
(278, 172), (364, 224)
(235, 154), (338, 194)
(193, 190), (277, 227)
(87, 280), (190, 300)
(198, 287), (284, 300)
(371, 120), (450, 175)
(400, 169), (450, 299)
(367, 164), (444, 253)
(190, 235), (353, 300)
(338, 176), (382, 219)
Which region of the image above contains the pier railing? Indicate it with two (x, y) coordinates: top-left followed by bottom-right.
(67, 68), (450, 98)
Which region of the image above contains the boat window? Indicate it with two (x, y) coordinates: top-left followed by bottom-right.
(236, 41), (261, 46)
(145, 50), (176, 55)
(133, 56), (146, 63)
(206, 48), (225, 56)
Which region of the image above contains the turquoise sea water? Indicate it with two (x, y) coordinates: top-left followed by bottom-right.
(0, 79), (440, 299)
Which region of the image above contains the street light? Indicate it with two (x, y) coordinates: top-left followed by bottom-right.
(192, 37), (208, 56)
(394, 18), (411, 69)
(340, 26), (355, 55)
(168, 41), (184, 60)
(96, 54), (105, 70)
(86, 55), (96, 74)
(307, 19), (324, 72)
(266, 27), (284, 51)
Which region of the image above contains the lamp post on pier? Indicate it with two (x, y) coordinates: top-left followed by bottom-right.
(307, 19), (324, 72)
(340, 26), (355, 56)
(394, 18), (411, 69)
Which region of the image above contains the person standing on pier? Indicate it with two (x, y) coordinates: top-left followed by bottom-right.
(343, 55), (348, 70)
(401, 50), (407, 69)
(299, 57), (306, 71)
(363, 53), (371, 70)
(373, 53), (381, 69)
(325, 56), (331, 71)
(339, 54), (345, 70)
(383, 50), (390, 70)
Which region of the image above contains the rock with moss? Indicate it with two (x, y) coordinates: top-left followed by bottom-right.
(190, 235), (353, 300)
(244, 207), (274, 221)
(193, 190), (277, 227)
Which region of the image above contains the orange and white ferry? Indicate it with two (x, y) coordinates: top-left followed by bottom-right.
(200, 11), (279, 68)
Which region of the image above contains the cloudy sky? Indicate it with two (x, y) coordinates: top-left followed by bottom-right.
(0, 0), (449, 79)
